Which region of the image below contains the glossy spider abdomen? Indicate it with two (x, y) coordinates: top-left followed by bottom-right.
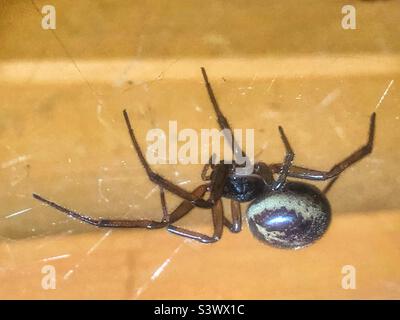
(246, 182), (331, 249)
(223, 175), (267, 202)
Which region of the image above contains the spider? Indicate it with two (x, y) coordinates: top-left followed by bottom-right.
(33, 67), (376, 249)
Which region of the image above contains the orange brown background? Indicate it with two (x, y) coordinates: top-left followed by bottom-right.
(0, 0), (399, 299)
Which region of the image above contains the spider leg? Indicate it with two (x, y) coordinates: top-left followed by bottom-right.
(33, 192), (167, 228)
(254, 162), (274, 185)
(223, 199), (242, 233)
(270, 113), (376, 192)
(159, 187), (169, 222)
(201, 154), (216, 181)
(123, 109), (213, 208)
(273, 126), (295, 190)
(208, 163), (230, 202)
(322, 176), (339, 194)
(168, 198), (224, 243)
(200, 67), (248, 163)
(168, 164), (232, 241)
(32, 184), (209, 229)
(168, 184), (210, 223)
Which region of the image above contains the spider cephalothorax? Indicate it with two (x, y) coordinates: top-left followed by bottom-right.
(33, 67), (375, 249)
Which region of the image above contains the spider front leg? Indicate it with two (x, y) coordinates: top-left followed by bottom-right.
(123, 110), (214, 208)
(33, 184), (209, 229)
(201, 67), (248, 163)
(270, 113), (376, 193)
(33, 189), (169, 228)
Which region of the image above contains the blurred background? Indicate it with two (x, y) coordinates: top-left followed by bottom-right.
(0, 0), (399, 299)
